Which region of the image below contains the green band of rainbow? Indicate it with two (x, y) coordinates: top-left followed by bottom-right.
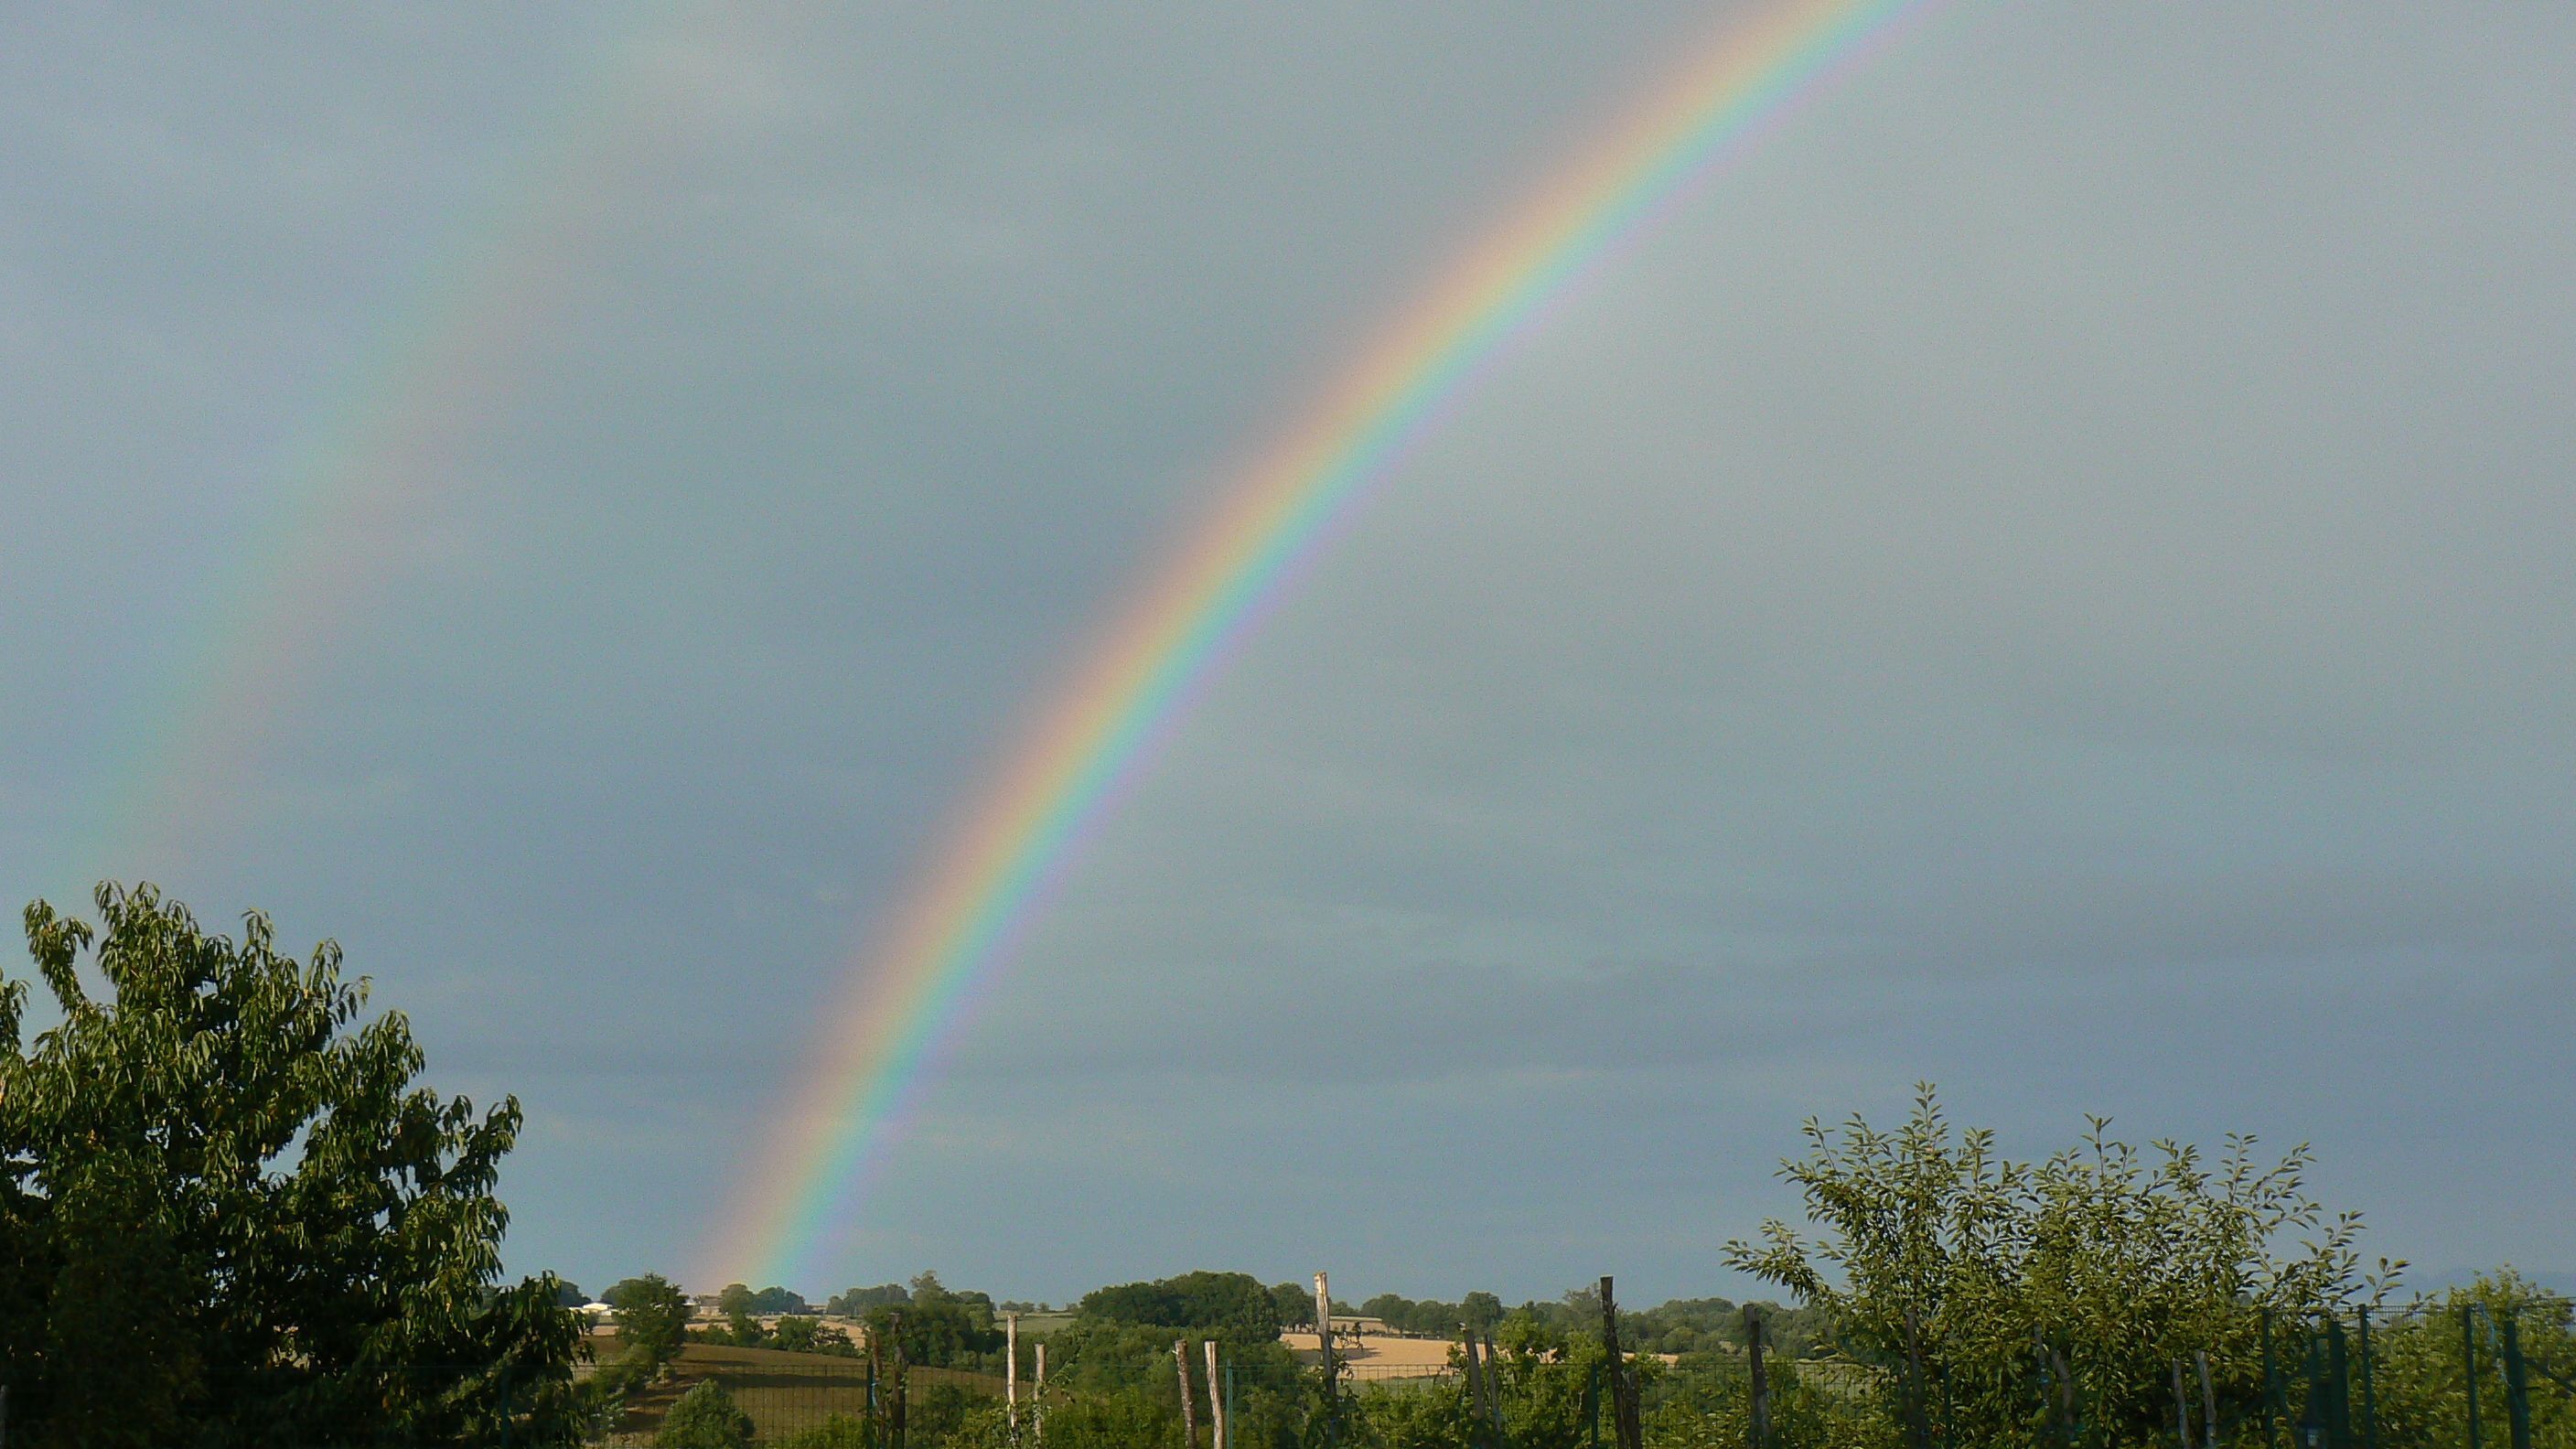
(710, 0), (1937, 1288)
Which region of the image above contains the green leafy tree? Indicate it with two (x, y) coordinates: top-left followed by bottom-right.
(768, 1315), (856, 1357)
(773, 1414), (875, 1449)
(828, 1282), (911, 1316)
(1272, 1281), (1316, 1331)
(1645, 1358), (1870, 1449)
(1349, 1379), (1476, 1449)
(1723, 1086), (2399, 1449)
(607, 1272), (696, 1376)
(0, 885), (582, 1447)
(2367, 1271), (2575, 1449)
(727, 1309), (770, 1347)
(864, 1287), (1004, 1369)
(1080, 1271), (1282, 1343)
(1362, 1292), (1416, 1325)
(657, 1380), (757, 1449)
(1030, 1390), (1182, 1449)
(751, 1284), (811, 1314)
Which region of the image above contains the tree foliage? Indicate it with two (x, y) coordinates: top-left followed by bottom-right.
(2367, 1271), (2575, 1449)
(655, 1380), (756, 1449)
(1723, 1086), (2399, 1449)
(715, 1281), (808, 1316)
(606, 1272), (695, 1380)
(1079, 1270), (1282, 1343)
(1358, 1290), (1508, 1337)
(862, 1272), (1004, 1369)
(0, 884), (582, 1446)
(1273, 1281), (1316, 1330)
(826, 1282), (912, 1316)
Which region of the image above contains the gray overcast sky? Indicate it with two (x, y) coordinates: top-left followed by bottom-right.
(4, 3), (2571, 1306)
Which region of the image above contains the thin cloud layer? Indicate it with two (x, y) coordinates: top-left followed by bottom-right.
(1, 3), (2569, 1303)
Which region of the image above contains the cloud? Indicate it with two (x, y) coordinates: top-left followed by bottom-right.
(4, 1), (2571, 1298)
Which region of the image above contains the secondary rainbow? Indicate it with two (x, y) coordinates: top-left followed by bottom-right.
(70, 5), (698, 886)
(712, 0), (1939, 1288)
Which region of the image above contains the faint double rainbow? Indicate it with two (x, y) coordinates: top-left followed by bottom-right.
(709, 0), (1942, 1289)
(71, 5), (702, 883)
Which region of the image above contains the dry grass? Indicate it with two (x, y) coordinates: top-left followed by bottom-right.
(1277, 1333), (1461, 1379)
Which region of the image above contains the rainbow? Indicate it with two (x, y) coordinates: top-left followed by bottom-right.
(710, 0), (1939, 1288)
(70, 7), (695, 885)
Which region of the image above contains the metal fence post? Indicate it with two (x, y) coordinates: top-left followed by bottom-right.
(2502, 1316), (2533, 1449)
(2464, 1305), (2481, 1449)
(2357, 1308), (2378, 1449)
(2327, 1318), (2353, 1449)
(1746, 1305), (1771, 1449)
(2263, 1308), (2281, 1449)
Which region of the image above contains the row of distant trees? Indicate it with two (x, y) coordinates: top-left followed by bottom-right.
(621, 1256), (2576, 1449)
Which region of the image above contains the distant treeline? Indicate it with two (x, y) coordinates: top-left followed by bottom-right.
(1347, 1288), (1831, 1359)
(724, 1269), (1836, 1364)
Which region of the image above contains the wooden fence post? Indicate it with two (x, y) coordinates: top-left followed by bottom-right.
(1007, 1314), (1019, 1437)
(1599, 1276), (1641, 1449)
(1177, 1338), (1200, 1447)
(1207, 1337), (1228, 1449)
(1316, 1271), (1337, 1435)
(1462, 1323), (1488, 1441)
(1036, 1340), (1047, 1446)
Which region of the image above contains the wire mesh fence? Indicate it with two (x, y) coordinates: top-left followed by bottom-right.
(5, 1297), (2561, 1446)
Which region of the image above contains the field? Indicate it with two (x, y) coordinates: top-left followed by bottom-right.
(588, 1337), (1005, 1444)
(1276, 1333), (1460, 1380)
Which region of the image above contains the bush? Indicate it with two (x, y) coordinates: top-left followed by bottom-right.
(773, 1414), (873, 1449)
(657, 1381), (756, 1449)
(1030, 1390), (1181, 1449)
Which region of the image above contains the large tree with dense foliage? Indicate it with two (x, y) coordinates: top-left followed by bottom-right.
(602, 1272), (694, 1390)
(861, 1272), (1005, 1369)
(1272, 1281), (1316, 1330)
(826, 1281), (911, 1316)
(1080, 1270), (1282, 1343)
(0, 884), (582, 1446)
(1724, 1086), (2399, 1449)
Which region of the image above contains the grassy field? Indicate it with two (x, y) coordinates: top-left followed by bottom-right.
(592, 1340), (1005, 1444)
